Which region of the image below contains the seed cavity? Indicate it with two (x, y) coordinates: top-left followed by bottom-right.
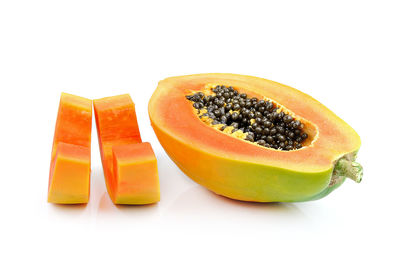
(186, 85), (310, 151)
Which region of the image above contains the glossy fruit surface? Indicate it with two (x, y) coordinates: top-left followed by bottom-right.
(48, 93), (92, 204)
(94, 94), (160, 204)
(149, 74), (362, 202)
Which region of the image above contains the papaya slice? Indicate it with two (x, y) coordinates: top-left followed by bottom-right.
(48, 93), (92, 204)
(94, 94), (160, 204)
(148, 74), (363, 202)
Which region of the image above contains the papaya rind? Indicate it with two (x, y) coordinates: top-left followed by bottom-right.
(152, 124), (332, 202)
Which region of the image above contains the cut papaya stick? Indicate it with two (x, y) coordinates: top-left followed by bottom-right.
(93, 94), (160, 204)
(48, 93), (92, 204)
(48, 143), (91, 203)
(112, 143), (160, 204)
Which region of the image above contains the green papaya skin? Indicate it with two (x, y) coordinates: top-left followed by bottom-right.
(153, 124), (363, 202)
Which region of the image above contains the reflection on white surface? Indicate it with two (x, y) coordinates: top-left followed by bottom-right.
(46, 159), (310, 232)
(165, 185), (305, 219)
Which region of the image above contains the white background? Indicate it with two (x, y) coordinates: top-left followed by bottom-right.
(1, 1), (399, 269)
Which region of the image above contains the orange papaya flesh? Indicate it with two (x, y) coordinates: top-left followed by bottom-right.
(48, 142), (91, 203)
(148, 74), (363, 202)
(48, 93), (92, 204)
(94, 94), (160, 204)
(112, 143), (160, 204)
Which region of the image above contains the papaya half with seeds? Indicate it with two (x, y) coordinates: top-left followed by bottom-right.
(148, 74), (363, 202)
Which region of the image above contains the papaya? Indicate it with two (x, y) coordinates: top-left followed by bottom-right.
(148, 74), (363, 202)
(48, 93), (92, 204)
(94, 94), (160, 205)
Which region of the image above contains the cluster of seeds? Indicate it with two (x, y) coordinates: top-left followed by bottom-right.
(186, 85), (309, 151)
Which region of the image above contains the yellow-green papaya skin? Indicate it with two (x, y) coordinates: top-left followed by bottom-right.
(149, 74), (362, 202)
(152, 124), (336, 202)
(305, 152), (361, 201)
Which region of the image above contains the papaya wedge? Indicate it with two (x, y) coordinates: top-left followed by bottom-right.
(94, 94), (160, 205)
(48, 93), (92, 204)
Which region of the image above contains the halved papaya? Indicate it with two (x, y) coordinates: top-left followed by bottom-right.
(94, 94), (160, 204)
(148, 74), (363, 202)
(48, 93), (92, 204)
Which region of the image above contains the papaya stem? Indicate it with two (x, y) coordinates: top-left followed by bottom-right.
(334, 158), (363, 183)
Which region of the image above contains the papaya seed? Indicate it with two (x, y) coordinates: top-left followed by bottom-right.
(186, 85), (309, 151)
